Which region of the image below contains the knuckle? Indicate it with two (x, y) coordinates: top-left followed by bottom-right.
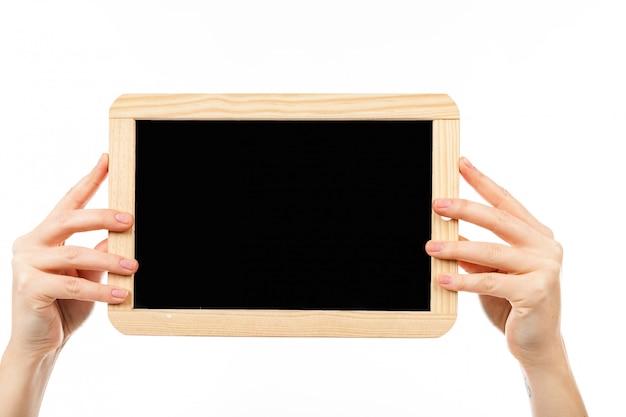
(526, 278), (551, 303)
(11, 249), (41, 293)
(12, 267), (38, 297)
(499, 186), (511, 200)
(494, 207), (513, 224)
(61, 245), (80, 262)
(11, 252), (24, 270)
(65, 276), (83, 296)
(482, 273), (498, 293)
(492, 186), (512, 210)
(537, 238), (564, 266)
(544, 258), (562, 279)
(12, 236), (26, 255)
(485, 243), (503, 262)
(56, 210), (73, 228)
(550, 240), (564, 262)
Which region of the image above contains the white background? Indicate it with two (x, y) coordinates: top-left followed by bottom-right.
(1, 1), (624, 416)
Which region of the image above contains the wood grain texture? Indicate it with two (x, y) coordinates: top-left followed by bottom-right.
(431, 119), (460, 317)
(108, 118), (135, 311)
(108, 94), (459, 337)
(109, 93), (459, 120)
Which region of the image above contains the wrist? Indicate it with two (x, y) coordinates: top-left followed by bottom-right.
(0, 342), (59, 417)
(4, 338), (59, 364)
(516, 334), (587, 416)
(520, 346), (573, 389)
(516, 333), (568, 372)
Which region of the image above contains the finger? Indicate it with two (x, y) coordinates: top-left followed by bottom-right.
(425, 240), (539, 274)
(93, 238), (108, 253)
(459, 157), (553, 238)
(25, 245), (138, 277)
(427, 236), (495, 274)
(458, 260), (492, 274)
(31, 209), (133, 247)
(77, 239), (113, 283)
(36, 272), (129, 304)
(442, 235), (498, 274)
(51, 153), (109, 213)
(435, 271), (528, 301)
(432, 198), (544, 248)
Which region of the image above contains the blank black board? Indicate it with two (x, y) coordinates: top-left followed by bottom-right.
(134, 120), (433, 311)
(107, 93), (459, 337)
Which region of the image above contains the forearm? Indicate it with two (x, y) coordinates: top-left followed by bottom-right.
(520, 337), (587, 417)
(0, 343), (58, 417)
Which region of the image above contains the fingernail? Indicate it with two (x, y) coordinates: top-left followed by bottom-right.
(437, 274), (453, 285)
(434, 198), (452, 208)
(461, 156), (473, 169)
(120, 258), (137, 270)
(111, 288), (128, 299)
(115, 212), (133, 224)
(426, 241), (444, 252)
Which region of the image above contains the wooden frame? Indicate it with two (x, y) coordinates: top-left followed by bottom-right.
(108, 94), (459, 337)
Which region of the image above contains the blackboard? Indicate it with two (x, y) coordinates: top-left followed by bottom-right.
(108, 94), (459, 337)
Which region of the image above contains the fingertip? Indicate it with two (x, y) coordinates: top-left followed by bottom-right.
(111, 288), (129, 302)
(459, 157), (476, 179)
(425, 241), (444, 253)
(119, 258), (138, 272)
(83, 154), (109, 191)
(460, 156), (473, 170)
(433, 198), (452, 209)
(114, 212), (134, 225)
(93, 153), (109, 174)
(94, 238), (108, 252)
(436, 274), (453, 286)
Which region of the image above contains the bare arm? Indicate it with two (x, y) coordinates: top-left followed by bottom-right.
(0, 154), (137, 417)
(0, 348), (58, 417)
(426, 157), (587, 416)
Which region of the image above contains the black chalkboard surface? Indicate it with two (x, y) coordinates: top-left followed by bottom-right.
(134, 120), (432, 311)
(108, 94), (459, 337)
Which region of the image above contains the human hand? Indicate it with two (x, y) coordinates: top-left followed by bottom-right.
(9, 153), (137, 357)
(426, 157), (564, 368)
